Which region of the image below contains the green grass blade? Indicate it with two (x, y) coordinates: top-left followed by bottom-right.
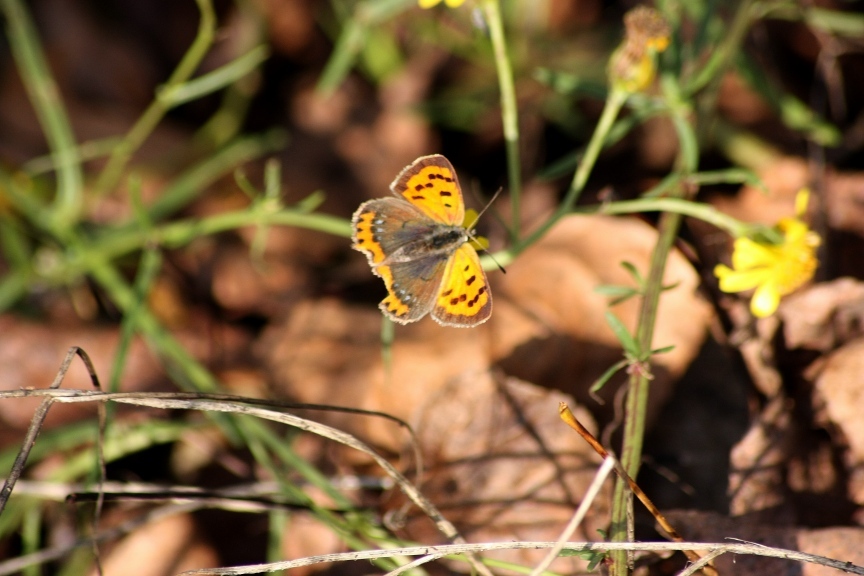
(160, 45), (270, 107)
(0, 0), (83, 231)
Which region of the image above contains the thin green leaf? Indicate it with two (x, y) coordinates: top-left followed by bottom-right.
(737, 52), (840, 147)
(604, 311), (640, 358)
(317, 0), (412, 94)
(1, 0), (83, 230)
(650, 344), (676, 355)
(108, 247), (162, 394)
(590, 358), (628, 397)
(690, 167), (762, 188)
(642, 172), (682, 199)
(594, 285), (639, 297)
(147, 129), (287, 221)
(295, 190), (327, 213)
(234, 169), (260, 200)
(158, 45), (270, 106)
(799, 7), (864, 37)
(619, 261), (644, 286)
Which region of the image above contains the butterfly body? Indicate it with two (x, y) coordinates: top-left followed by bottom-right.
(351, 155), (492, 327)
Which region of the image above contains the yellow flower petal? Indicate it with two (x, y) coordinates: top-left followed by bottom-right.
(418, 0), (442, 8)
(472, 235), (490, 251)
(444, 0), (467, 6)
(462, 208), (479, 229)
(729, 237), (777, 270)
(778, 218), (808, 241)
(751, 282), (781, 318)
(714, 264), (770, 293)
(795, 188), (810, 218)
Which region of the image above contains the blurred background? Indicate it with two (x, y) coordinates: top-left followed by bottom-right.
(1, 1), (864, 574)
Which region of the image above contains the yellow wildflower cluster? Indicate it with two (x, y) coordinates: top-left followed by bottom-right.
(714, 190), (821, 318)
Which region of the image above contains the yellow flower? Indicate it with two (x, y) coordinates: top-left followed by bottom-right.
(608, 6), (670, 93)
(418, 0), (466, 8)
(714, 190), (821, 318)
(463, 208), (490, 250)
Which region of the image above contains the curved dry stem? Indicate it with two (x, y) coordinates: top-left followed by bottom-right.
(0, 387), (490, 576)
(176, 540), (864, 576)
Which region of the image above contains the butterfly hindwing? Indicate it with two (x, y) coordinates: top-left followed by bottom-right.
(390, 155), (464, 226)
(378, 255), (449, 324)
(352, 197), (454, 323)
(432, 243), (492, 327)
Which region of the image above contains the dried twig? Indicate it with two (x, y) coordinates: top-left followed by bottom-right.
(176, 539), (864, 576)
(559, 402), (718, 575)
(0, 385), (491, 576)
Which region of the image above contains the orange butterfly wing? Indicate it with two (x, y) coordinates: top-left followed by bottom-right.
(432, 243), (492, 327)
(390, 155), (464, 225)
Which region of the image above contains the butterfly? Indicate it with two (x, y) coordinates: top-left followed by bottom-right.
(351, 154), (492, 327)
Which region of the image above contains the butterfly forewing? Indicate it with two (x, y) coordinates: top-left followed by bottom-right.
(352, 198), (436, 265)
(390, 155), (464, 226)
(432, 244), (492, 327)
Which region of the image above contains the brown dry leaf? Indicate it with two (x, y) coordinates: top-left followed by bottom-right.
(492, 214), (712, 425)
(718, 71), (773, 125)
(826, 170), (864, 237)
(813, 337), (864, 506)
(780, 278), (864, 352)
(720, 299), (785, 397)
(728, 396), (794, 518)
(257, 0), (316, 56)
(0, 313), (253, 435)
(90, 513), (217, 576)
(259, 298), (493, 450)
(663, 510), (864, 576)
(709, 156), (809, 224)
(394, 373), (608, 572)
(262, 308), (612, 568)
(280, 514), (344, 576)
(210, 241), (315, 317)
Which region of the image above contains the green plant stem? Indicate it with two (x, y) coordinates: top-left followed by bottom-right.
(588, 196), (755, 237)
(21, 503), (41, 576)
(195, 1), (269, 150)
(94, 0), (216, 195)
(482, 0), (522, 241)
(0, 202), (347, 311)
(490, 88), (627, 268)
(609, 210), (682, 576)
(146, 129), (287, 221)
(85, 207), (348, 274)
(1, 0), (83, 234)
(567, 88), (627, 207)
(691, 0), (755, 142)
(608, 102), (698, 576)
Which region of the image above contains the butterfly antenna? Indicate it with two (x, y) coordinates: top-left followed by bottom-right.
(468, 186), (504, 230)
(466, 232), (507, 273)
(486, 249), (507, 274)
